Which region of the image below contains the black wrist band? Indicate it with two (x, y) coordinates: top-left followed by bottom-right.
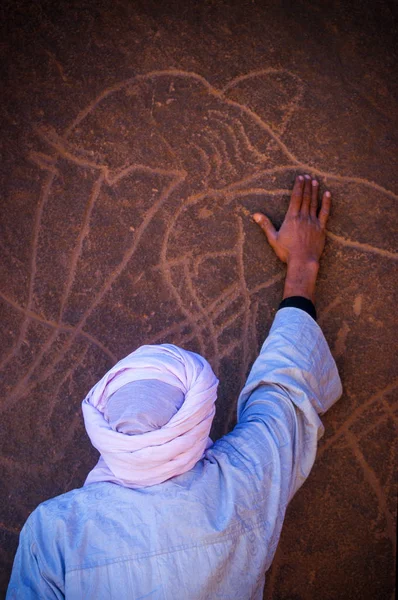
(278, 296), (317, 321)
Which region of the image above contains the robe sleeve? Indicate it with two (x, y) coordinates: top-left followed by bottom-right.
(216, 306), (342, 505)
(6, 517), (65, 600)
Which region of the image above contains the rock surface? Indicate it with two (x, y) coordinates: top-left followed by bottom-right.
(0, 1), (397, 598)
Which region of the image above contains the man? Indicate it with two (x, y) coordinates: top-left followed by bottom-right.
(7, 174), (342, 599)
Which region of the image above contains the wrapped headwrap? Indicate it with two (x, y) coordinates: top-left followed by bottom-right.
(82, 344), (219, 488)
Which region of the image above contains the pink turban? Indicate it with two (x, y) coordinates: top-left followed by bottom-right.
(82, 344), (219, 488)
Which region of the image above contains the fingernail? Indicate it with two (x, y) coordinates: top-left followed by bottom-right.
(311, 179), (318, 186)
(253, 214), (261, 223)
(304, 174), (311, 179)
(298, 175), (304, 181)
(325, 191), (331, 197)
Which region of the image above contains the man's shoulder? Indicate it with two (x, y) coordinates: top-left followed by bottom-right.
(27, 482), (119, 528)
(18, 483), (144, 574)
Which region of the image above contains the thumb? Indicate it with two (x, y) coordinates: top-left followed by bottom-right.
(252, 213), (277, 246)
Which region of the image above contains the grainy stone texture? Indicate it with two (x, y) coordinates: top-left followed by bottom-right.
(0, 1), (397, 598)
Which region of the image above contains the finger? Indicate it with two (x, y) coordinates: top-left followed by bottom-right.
(310, 179), (319, 218)
(319, 191), (332, 229)
(287, 175), (304, 217)
(252, 213), (277, 247)
(301, 174), (312, 216)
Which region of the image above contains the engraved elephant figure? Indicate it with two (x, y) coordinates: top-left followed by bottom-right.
(7, 69), (397, 439)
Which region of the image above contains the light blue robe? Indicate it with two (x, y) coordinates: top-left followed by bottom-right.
(7, 308), (342, 599)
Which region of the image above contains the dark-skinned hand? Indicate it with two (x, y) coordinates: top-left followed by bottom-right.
(253, 174), (331, 267)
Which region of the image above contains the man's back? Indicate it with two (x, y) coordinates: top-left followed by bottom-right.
(8, 446), (275, 599)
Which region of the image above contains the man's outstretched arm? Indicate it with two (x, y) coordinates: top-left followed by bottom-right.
(208, 174), (342, 571)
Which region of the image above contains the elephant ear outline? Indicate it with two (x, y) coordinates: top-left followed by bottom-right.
(221, 68), (304, 136)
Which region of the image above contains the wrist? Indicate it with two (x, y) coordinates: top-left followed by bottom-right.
(283, 260), (319, 303)
(287, 257), (320, 270)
